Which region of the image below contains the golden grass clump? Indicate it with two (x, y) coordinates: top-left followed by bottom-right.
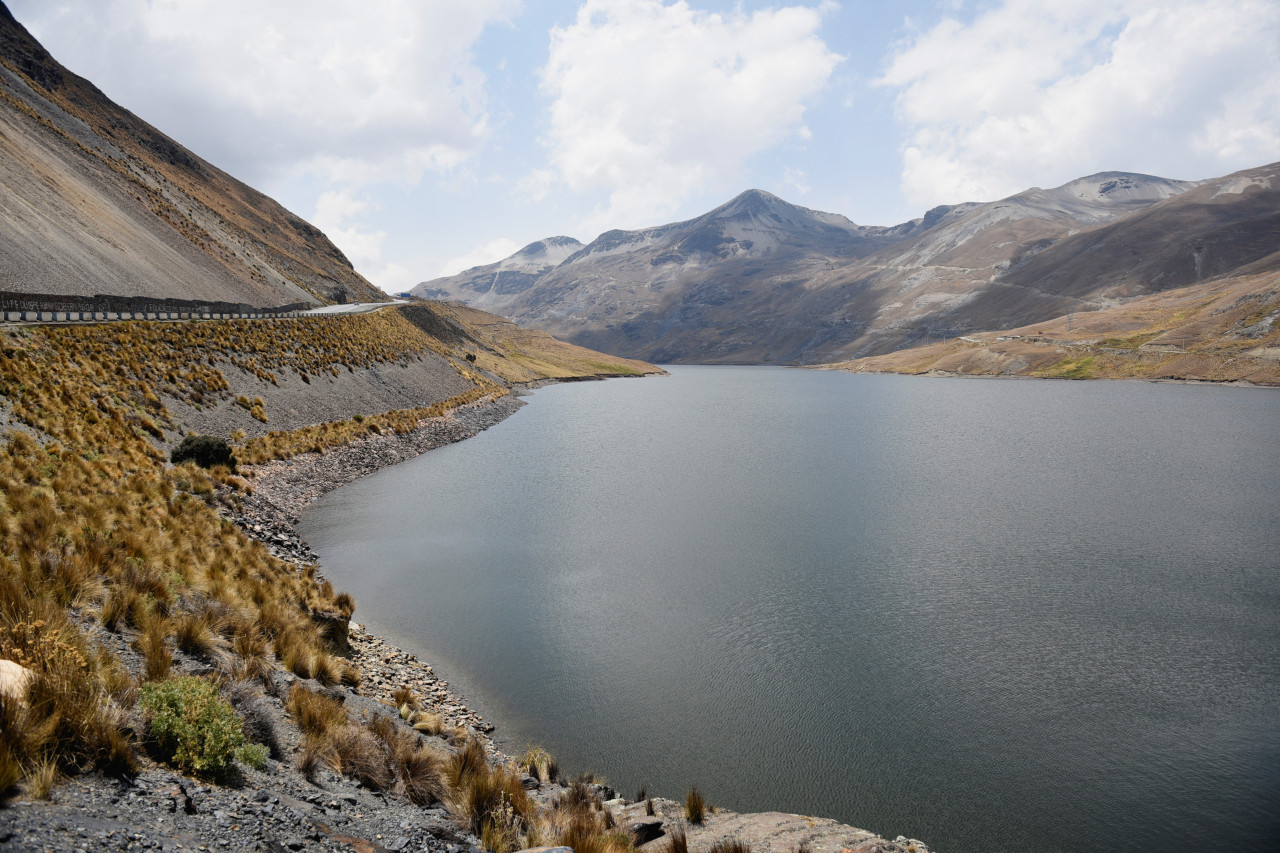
(509, 775), (633, 853)
(411, 711), (446, 736)
(446, 738), (534, 847)
(286, 685), (347, 737)
(685, 786), (707, 824)
(392, 685), (418, 712)
(286, 686), (445, 802)
(521, 745), (559, 784)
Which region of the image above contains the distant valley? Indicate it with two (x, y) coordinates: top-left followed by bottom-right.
(415, 164), (1280, 377)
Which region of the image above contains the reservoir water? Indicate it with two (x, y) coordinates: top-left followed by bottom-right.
(296, 367), (1280, 853)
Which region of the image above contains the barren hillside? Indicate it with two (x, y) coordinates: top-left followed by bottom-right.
(0, 3), (383, 307)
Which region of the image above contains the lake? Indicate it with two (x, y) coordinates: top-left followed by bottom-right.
(296, 367), (1280, 853)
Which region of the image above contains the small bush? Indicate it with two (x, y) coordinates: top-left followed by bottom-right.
(139, 676), (246, 779)
(236, 742), (269, 771)
(170, 435), (236, 472)
(685, 786), (706, 824)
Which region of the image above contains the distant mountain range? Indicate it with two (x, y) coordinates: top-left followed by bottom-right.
(415, 164), (1279, 365)
(0, 3), (382, 307)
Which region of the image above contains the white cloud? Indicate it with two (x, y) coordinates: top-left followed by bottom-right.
(439, 238), (523, 277)
(312, 190), (412, 294)
(514, 169), (556, 203)
(878, 0), (1280, 208)
(783, 167), (812, 196)
(538, 0), (842, 233)
(13, 0), (519, 188)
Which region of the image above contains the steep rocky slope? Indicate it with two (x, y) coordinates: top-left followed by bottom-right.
(0, 2), (381, 307)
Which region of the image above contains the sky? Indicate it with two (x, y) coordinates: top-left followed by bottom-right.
(9, 0), (1280, 294)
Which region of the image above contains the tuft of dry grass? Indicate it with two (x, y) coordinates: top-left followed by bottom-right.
(686, 786), (707, 824)
(521, 746), (560, 784)
(227, 628), (275, 687)
(26, 755), (59, 800)
(135, 618), (172, 682)
(173, 610), (226, 660)
(330, 724), (395, 791)
(707, 841), (752, 853)
(286, 685), (346, 738)
(397, 746), (445, 806)
(392, 685), (417, 711)
(412, 711), (445, 736)
(297, 732), (334, 784)
(447, 738), (533, 841)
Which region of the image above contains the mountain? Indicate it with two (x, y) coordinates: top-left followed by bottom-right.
(415, 236), (585, 308)
(0, 3), (382, 306)
(415, 168), (1255, 363)
(416, 189), (900, 323)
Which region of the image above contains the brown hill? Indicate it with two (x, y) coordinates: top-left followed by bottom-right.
(0, 2), (382, 307)
(822, 263), (1280, 385)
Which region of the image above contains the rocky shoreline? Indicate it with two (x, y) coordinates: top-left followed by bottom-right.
(229, 393), (531, 742)
(241, 393), (526, 528)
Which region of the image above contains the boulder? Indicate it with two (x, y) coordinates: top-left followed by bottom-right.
(629, 820), (665, 845)
(0, 659), (33, 704)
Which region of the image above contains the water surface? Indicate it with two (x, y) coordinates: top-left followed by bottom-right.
(298, 367), (1280, 853)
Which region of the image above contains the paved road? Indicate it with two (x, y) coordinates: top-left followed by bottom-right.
(301, 300), (407, 316)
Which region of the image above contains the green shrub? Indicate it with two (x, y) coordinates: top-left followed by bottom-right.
(139, 676), (246, 779)
(236, 742), (269, 771)
(170, 434), (236, 472)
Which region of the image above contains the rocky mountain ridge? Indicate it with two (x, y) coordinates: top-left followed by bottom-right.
(414, 165), (1278, 366)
